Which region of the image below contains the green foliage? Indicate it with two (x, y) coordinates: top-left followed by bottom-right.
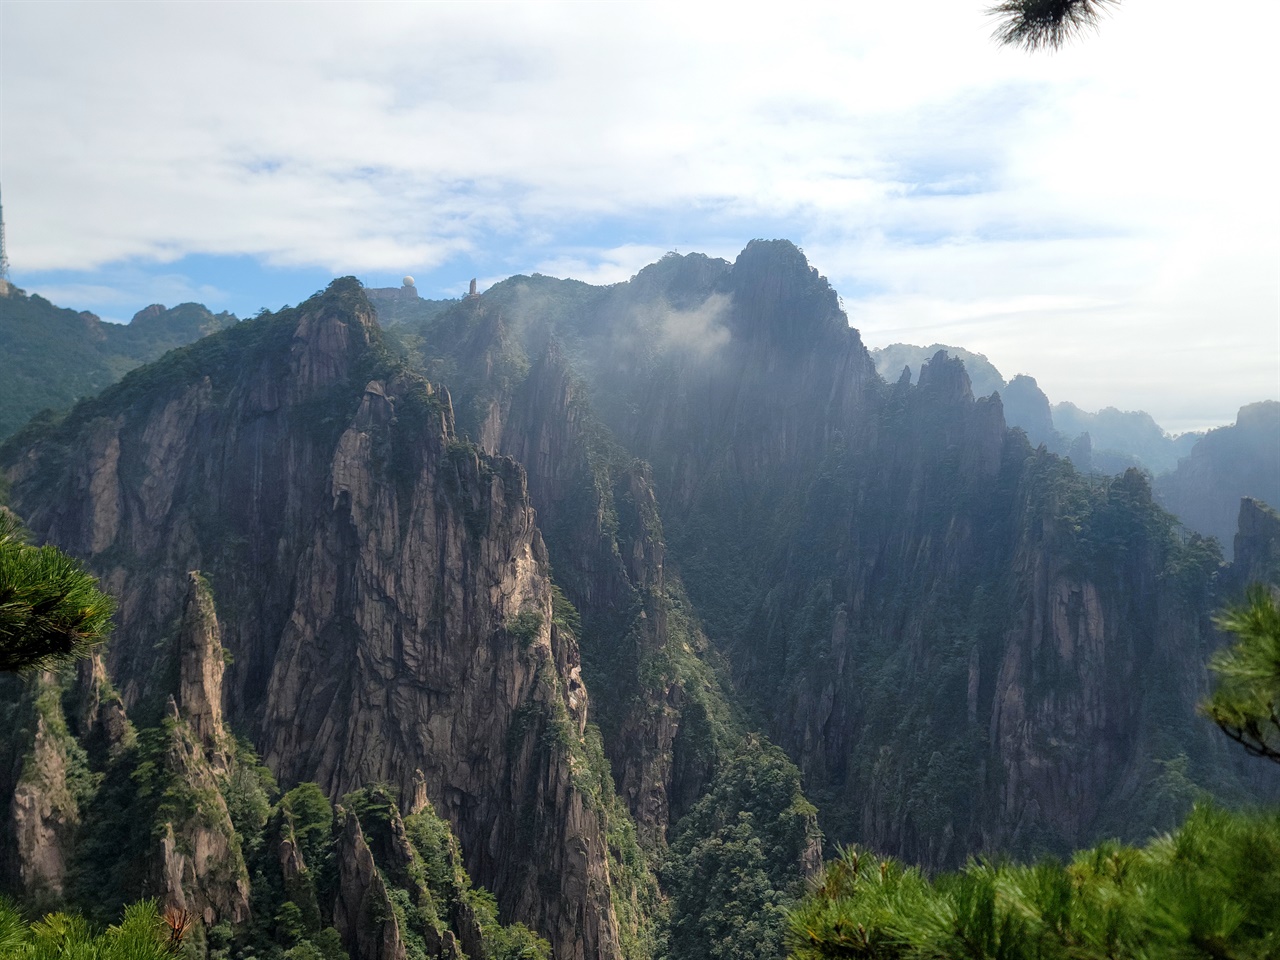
(281, 783), (335, 879)
(222, 738), (278, 858)
(505, 610), (544, 649)
(0, 511), (116, 672)
(787, 803), (1280, 960)
(340, 784), (553, 960)
(1205, 586), (1280, 763)
(662, 737), (819, 960)
(0, 897), (178, 959)
(0, 288), (235, 442)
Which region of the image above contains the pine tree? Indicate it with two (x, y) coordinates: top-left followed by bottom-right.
(0, 510), (115, 672)
(1205, 586), (1280, 763)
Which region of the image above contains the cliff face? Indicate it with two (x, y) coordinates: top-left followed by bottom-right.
(5, 242), (1273, 944)
(3, 280), (621, 960)
(333, 810), (407, 960)
(176, 572), (231, 769)
(153, 697), (251, 926)
(1233, 497), (1280, 587)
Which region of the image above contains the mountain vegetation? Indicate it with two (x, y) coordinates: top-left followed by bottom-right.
(0, 511), (115, 673)
(0, 286), (235, 442)
(989, 0), (1121, 51)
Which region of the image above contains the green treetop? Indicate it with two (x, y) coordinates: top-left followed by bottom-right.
(0, 510), (115, 672)
(1205, 586), (1280, 763)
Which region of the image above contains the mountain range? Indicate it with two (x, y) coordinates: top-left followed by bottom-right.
(1, 242), (1277, 960)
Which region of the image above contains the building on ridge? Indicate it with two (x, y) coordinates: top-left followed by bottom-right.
(365, 275), (420, 303)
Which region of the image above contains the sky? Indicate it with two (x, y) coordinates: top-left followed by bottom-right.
(1, 1), (1276, 434)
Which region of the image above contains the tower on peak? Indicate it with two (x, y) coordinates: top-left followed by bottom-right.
(0, 184), (10, 294)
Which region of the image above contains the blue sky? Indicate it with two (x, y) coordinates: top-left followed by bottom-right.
(2, 0), (1277, 432)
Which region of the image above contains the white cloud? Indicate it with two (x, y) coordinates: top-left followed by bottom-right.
(1, 0), (1276, 427)
(533, 245), (674, 287)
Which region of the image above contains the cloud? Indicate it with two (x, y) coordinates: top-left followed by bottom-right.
(2, 0), (1276, 428)
(534, 245), (673, 287)
(654, 292), (732, 357)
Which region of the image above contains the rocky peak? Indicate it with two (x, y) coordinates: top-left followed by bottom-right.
(1235, 399), (1280, 433)
(153, 701), (251, 925)
(129, 304), (167, 326)
(917, 350), (975, 404)
(5, 673), (79, 904)
(1234, 497), (1280, 587)
(333, 809), (406, 960)
(75, 649), (134, 759)
(727, 239), (847, 347)
(287, 278), (380, 400)
(1002, 374), (1056, 447)
(176, 571), (230, 768)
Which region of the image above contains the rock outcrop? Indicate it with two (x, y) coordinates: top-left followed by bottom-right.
(1156, 401), (1280, 558)
(1232, 497), (1280, 588)
(333, 810), (407, 960)
(152, 696), (251, 925)
(5, 675), (79, 903)
(74, 649), (135, 759)
(176, 572), (231, 769)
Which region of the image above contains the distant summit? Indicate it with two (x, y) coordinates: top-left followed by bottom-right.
(0, 289), (235, 440)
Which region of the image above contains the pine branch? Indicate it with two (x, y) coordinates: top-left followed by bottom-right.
(988, 0), (1120, 51)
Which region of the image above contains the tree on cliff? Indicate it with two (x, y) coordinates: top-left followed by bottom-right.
(1205, 586), (1280, 763)
(989, 0), (1120, 50)
(0, 509), (115, 672)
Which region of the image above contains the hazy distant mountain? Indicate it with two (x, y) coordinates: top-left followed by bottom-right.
(0, 285), (236, 440)
(1155, 401), (1280, 557)
(1054, 402), (1200, 475)
(872, 342), (1006, 398)
(871, 342), (1202, 475)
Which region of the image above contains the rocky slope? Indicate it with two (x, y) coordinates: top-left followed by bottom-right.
(3, 243), (1276, 956)
(0, 578), (558, 959)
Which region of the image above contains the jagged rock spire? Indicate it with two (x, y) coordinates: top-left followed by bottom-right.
(333, 809), (407, 960)
(176, 571), (230, 768)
